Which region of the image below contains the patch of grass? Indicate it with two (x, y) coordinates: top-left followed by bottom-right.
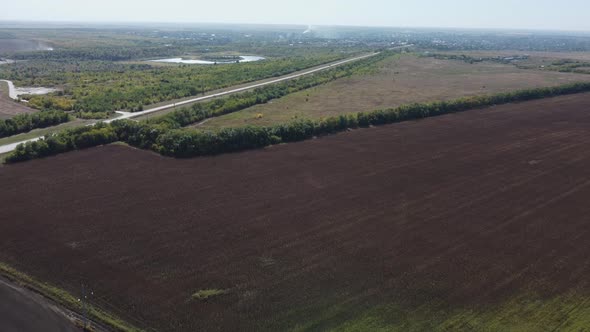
(110, 141), (131, 147)
(0, 152), (9, 164)
(284, 291), (590, 332)
(192, 288), (229, 301)
(0, 262), (144, 332)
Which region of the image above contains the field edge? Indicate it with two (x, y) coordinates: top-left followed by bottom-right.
(0, 261), (145, 332)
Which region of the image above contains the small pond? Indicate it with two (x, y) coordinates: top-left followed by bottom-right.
(149, 55), (265, 65)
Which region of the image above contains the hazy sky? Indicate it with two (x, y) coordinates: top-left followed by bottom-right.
(2, 0), (589, 31)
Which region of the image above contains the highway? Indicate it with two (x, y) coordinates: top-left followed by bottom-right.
(0, 52), (379, 154)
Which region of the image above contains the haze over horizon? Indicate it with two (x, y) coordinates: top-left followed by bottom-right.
(2, 0), (590, 32)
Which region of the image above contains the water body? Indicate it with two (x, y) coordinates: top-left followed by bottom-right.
(0, 59), (16, 65)
(150, 55), (265, 65)
(14, 86), (59, 97)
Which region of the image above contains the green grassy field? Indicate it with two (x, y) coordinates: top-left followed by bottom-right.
(286, 291), (590, 332)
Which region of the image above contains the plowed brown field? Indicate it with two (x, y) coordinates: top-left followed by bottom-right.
(2, 93), (590, 331)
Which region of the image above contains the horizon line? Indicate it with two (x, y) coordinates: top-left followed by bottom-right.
(1, 19), (590, 34)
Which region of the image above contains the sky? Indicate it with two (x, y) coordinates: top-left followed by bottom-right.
(2, 0), (590, 32)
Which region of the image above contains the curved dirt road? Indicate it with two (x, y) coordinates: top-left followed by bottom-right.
(0, 79), (17, 99)
(0, 278), (79, 332)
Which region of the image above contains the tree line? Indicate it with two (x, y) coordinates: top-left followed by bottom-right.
(10, 46), (183, 62)
(7, 81), (590, 163)
(0, 111), (71, 139)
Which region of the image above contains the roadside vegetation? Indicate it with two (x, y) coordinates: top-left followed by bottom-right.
(7, 81), (590, 163)
(0, 119), (91, 146)
(0, 110), (70, 138)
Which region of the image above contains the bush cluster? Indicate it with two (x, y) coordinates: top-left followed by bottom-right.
(0, 111), (71, 139)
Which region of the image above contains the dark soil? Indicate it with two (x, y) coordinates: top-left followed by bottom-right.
(2, 93), (590, 331)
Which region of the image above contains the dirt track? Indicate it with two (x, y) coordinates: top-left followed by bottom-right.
(2, 93), (590, 331)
